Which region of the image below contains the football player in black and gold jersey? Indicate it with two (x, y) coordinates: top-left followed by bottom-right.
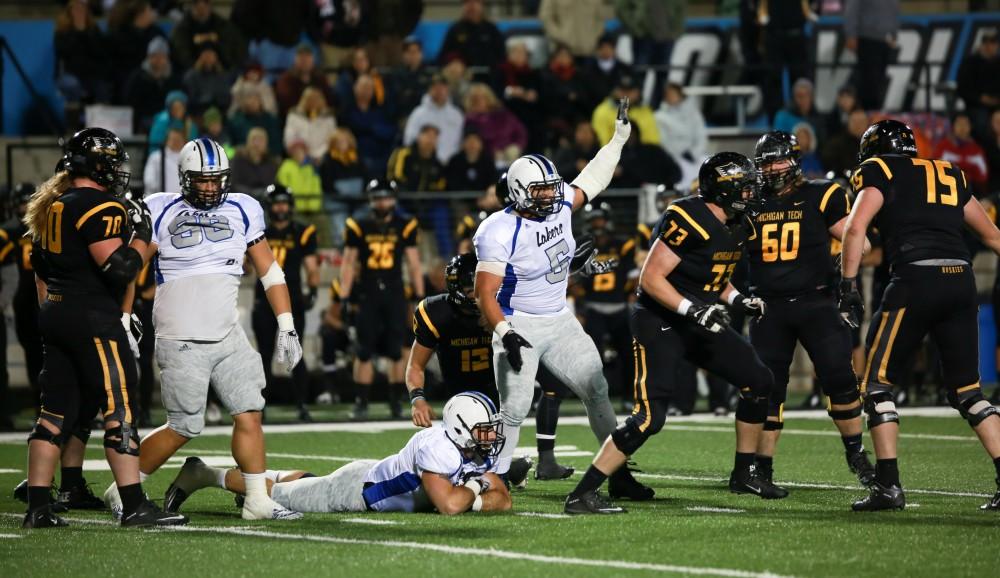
(745, 131), (875, 490)
(6, 183), (42, 405)
(841, 119), (1000, 511)
(566, 153), (783, 514)
(0, 197), (18, 430)
(340, 178), (425, 420)
(252, 185), (320, 422)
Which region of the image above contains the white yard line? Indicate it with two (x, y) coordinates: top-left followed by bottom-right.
(0, 533), (23, 538)
(517, 512), (571, 519)
(0, 469), (22, 474)
(341, 518), (402, 526)
(686, 507), (746, 514)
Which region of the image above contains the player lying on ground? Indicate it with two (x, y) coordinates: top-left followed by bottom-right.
(163, 392), (511, 515)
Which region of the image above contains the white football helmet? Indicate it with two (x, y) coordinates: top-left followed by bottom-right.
(178, 137), (231, 209)
(506, 154), (564, 217)
(442, 392), (506, 462)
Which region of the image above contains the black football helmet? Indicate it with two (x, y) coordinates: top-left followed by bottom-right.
(265, 184), (294, 221)
(754, 131), (803, 196)
(366, 178), (398, 199)
(12, 182), (34, 217)
(445, 253), (478, 315)
(698, 152), (759, 215)
(62, 127), (130, 195)
(858, 119), (917, 163)
(583, 201), (614, 235)
(494, 172), (512, 206)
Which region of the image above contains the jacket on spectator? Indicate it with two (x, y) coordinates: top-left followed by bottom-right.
(275, 69), (335, 118)
(957, 52), (1000, 113)
(445, 149), (496, 192)
(391, 65), (434, 121)
(306, 0), (365, 48)
(231, 0), (310, 47)
(935, 136), (990, 196)
(276, 158), (323, 212)
(582, 59), (630, 111)
(122, 63), (182, 135)
(284, 111), (338, 161)
(403, 93), (465, 164)
(464, 109), (528, 158)
(438, 18), (505, 68)
(388, 145), (447, 192)
(654, 97), (708, 165)
(55, 25), (111, 84)
(143, 146), (181, 194)
(231, 149), (280, 198)
(183, 67), (235, 115)
(320, 147), (368, 195)
(592, 98), (659, 145)
(229, 76), (278, 116)
(341, 102), (397, 173)
(365, 0), (423, 41)
(539, 0), (605, 57)
(615, 0), (685, 42)
(228, 110), (282, 156)
(170, 10), (246, 70)
(109, 23), (166, 93)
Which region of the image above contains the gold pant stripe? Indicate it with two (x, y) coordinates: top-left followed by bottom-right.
(636, 342), (652, 432)
(94, 338), (114, 417)
(876, 308), (907, 386)
(956, 383), (981, 394)
(109, 340), (132, 424)
(861, 312), (889, 393)
(630, 339), (641, 416)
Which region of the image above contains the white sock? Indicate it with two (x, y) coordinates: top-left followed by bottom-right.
(139, 471), (149, 483)
(215, 467), (229, 489)
(263, 470), (282, 483)
(242, 472), (267, 500)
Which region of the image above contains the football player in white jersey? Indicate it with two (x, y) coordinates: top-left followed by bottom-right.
(104, 138), (304, 521)
(160, 392), (511, 515)
(472, 100), (651, 499)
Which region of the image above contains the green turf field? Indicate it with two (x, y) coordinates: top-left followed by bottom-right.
(1, 410), (999, 577)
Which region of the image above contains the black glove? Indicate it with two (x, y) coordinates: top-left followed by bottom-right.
(734, 295), (766, 318)
(501, 329), (532, 372)
(570, 235), (596, 272)
(687, 303), (731, 333)
(124, 193), (152, 244)
(304, 286), (318, 310)
(838, 277), (863, 329)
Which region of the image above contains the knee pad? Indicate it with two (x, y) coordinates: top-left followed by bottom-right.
(827, 382), (862, 421)
(828, 404), (863, 421)
(612, 418), (652, 455)
(167, 412), (204, 439)
(948, 385), (999, 428)
(70, 423), (92, 445)
(863, 387), (899, 429)
(355, 346), (373, 362)
(822, 371), (861, 405)
(27, 422), (65, 447)
(763, 420), (784, 431)
(103, 422), (140, 456)
(736, 397), (768, 424)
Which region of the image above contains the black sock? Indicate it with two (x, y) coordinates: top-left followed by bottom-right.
(27, 486), (52, 510)
(355, 384), (370, 407)
(875, 458), (900, 487)
(118, 483), (145, 516)
(734, 452), (755, 473)
(993, 456), (1000, 481)
(60, 466), (83, 491)
(571, 465), (609, 497)
(842, 433), (864, 455)
(754, 455), (773, 478)
(536, 393), (561, 453)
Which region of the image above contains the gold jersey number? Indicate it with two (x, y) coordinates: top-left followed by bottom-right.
(911, 159), (959, 206)
(761, 222), (800, 262)
(367, 241), (395, 270)
(461, 347), (490, 372)
(269, 241), (288, 269)
(704, 263), (736, 292)
(42, 201), (64, 254)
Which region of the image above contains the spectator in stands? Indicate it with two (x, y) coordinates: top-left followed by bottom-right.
(438, 0), (505, 71)
(231, 126), (280, 198)
(463, 83), (528, 165)
(364, 0), (424, 67)
(539, 0), (604, 59)
(654, 82), (708, 189)
(541, 44), (592, 143)
(793, 122), (824, 179)
(277, 138), (323, 213)
(844, 0), (899, 111)
(615, 0), (686, 99)
(958, 30), (1000, 141)
(54, 0), (112, 106)
(403, 75), (464, 164)
(335, 47), (391, 114)
(982, 110), (1000, 195)
(108, 0), (166, 97)
(149, 90), (198, 151)
(592, 73), (659, 146)
(821, 108), (869, 178)
(183, 43), (235, 115)
(307, 0), (364, 71)
(612, 124), (680, 188)
(229, 92), (281, 156)
(321, 127), (368, 197)
(389, 124), (450, 254)
(391, 38), (433, 122)
(341, 74), (397, 173)
(495, 41), (545, 153)
(737, 0), (763, 91)
(824, 85), (860, 137)
(441, 55), (473, 105)
(200, 107), (233, 156)
(229, 61), (278, 116)
(284, 86), (338, 163)
(583, 33), (629, 112)
(773, 78), (825, 143)
(122, 36), (181, 134)
(935, 112), (990, 197)
(276, 43), (336, 117)
(758, 0), (816, 121)
(446, 129), (496, 192)
(231, 0), (310, 75)
(170, 0), (246, 71)
(552, 120), (600, 182)
(143, 125), (185, 193)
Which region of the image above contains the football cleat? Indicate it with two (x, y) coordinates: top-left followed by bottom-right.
(297, 405), (314, 423)
(534, 461), (575, 481)
(608, 462), (655, 501)
(349, 403), (369, 421)
(508, 456), (533, 489)
(121, 499), (189, 527)
(22, 505), (68, 529)
(164, 457), (210, 513)
(13, 479), (66, 512)
(564, 490), (626, 515)
(847, 450), (877, 488)
(729, 469), (789, 499)
(981, 479), (1000, 511)
(852, 482), (905, 511)
(242, 495), (303, 520)
(56, 481), (106, 510)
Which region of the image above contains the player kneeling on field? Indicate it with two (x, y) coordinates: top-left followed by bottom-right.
(164, 392), (511, 515)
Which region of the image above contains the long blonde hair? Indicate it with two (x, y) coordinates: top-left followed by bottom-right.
(25, 171), (71, 241)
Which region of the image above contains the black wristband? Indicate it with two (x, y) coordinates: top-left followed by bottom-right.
(409, 388), (425, 403)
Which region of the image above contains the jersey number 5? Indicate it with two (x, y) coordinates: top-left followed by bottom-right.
(761, 222), (800, 262)
(544, 239), (571, 283)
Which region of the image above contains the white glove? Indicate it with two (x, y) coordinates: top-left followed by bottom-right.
(121, 312), (142, 361)
(584, 257), (618, 277)
(463, 476), (491, 496)
(275, 313), (303, 372)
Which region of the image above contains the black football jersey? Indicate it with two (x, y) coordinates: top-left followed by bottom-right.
(851, 154), (973, 267)
(413, 294), (495, 392)
(455, 214), (479, 243)
(0, 223), (15, 293)
(344, 209), (418, 290)
(254, 220), (317, 306)
(579, 235), (636, 304)
(636, 221), (655, 249)
(745, 179), (850, 298)
(34, 187), (130, 307)
(2, 220), (36, 301)
(637, 196), (746, 315)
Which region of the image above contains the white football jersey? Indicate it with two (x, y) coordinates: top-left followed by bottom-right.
(473, 185), (575, 317)
(362, 426), (495, 513)
(145, 192), (266, 340)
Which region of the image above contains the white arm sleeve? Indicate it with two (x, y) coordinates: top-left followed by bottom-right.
(570, 130), (629, 202)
